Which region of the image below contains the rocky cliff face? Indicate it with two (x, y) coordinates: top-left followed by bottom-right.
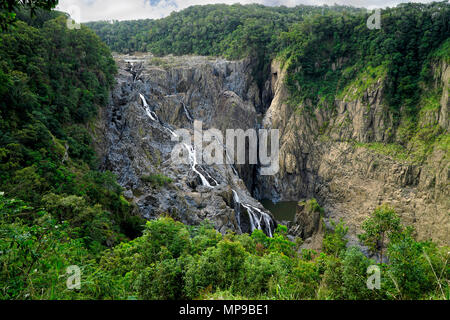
(93, 53), (276, 236)
(93, 53), (448, 246)
(258, 59), (449, 245)
(289, 200), (325, 252)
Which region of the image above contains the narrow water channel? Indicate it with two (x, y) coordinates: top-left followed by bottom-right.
(260, 200), (298, 223)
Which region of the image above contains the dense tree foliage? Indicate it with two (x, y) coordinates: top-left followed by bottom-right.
(280, 2), (450, 115)
(358, 205), (402, 263)
(0, 11), (143, 253)
(0, 0), (58, 30)
(2, 195), (448, 300)
(86, 4), (363, 57)
(86, 4), (364, 87)
(87, 2), (449, 124)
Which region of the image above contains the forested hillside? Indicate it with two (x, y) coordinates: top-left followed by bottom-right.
(86, 4), (364, 57)
(0, 10), (146, 298)
(88, 2), (450, 140)
(280, 2), (450, 114)
(86, 4), (364, 86)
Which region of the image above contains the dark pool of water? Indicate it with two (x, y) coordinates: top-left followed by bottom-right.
(260, 200), (298, 222)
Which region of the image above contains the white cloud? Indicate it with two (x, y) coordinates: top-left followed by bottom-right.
(56, 0), (436, 22)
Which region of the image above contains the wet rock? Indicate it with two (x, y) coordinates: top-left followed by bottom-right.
(93, 53), (275, 236)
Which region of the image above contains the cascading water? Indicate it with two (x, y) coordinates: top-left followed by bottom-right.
(148, 95), (218, 188)
(163, 125), (178, 138)
(232, 190), (242, 232)
(128, 61), (141, 82)
(130, 60), (274, 237)
(232, 189), (274, 237)
(202, 168), (218, 186)
(247, 205), (274, 238)
(182, 143), (213, 188)
(140, 94), (157, 120)
(139, 90), (274, 236)
(140, 93), (178, 138)
(163, 94), (193, 123)
(182, 102), (194, 122)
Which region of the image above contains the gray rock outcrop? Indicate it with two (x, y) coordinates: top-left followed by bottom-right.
(93, 53), (276, 236)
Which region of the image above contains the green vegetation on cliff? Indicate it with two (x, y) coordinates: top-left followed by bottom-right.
(86, 4), (364, 90)
(87, 3), (449, 115)
(0, 11), (143, 253)
(85, 4), (363, 57)
(0, 0), (58, 30)
(281, 2), (449, 114)
(87, 3), (449, 160)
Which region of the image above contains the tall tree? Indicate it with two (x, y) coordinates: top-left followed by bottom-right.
(358, 205), (402, 263)
(0, 0), (58, 30)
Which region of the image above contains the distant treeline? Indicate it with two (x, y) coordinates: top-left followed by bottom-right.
(85, 4), (364, 57)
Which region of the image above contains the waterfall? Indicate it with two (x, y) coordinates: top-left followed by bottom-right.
(232, 190), (242, 231)
(140, 93), (178, 138)
(232, 190), (274, 237)
(162, 123), (178, 138)
(183, 143), (212, 188)
(140, 94), (158, 121)
(246, 205), (274, 238)
(136, 74), (273, 236)
(142, 92), (217, 187)
(163, 94), (193, 122)
(182, 102), (194, 122)
(202, 168), (218, 186)
(129, 62), (138, 82)
(241, 203), (260, 233)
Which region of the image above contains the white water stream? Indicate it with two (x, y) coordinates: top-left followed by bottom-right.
(134, 67), (273, 236)
(232, 189), (273, 237)
(182, 143), (212, 188)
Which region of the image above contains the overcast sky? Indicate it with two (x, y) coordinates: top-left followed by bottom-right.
(56, 0), (437, 22)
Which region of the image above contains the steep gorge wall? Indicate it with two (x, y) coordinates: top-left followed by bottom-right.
(258, 59), (449, 245)
(93, 53), (448, 245)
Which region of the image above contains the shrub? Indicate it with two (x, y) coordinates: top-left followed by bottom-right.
(358, 205), (402, 263)
(142, 173), (173, 188)
(323, 219), (348, 257)
(341, 247), (378, 300)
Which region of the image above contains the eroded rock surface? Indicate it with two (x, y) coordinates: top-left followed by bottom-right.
(259, 59), (449, 245)
(94, 53), (448, 246)
(94, 53), (276, 236)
